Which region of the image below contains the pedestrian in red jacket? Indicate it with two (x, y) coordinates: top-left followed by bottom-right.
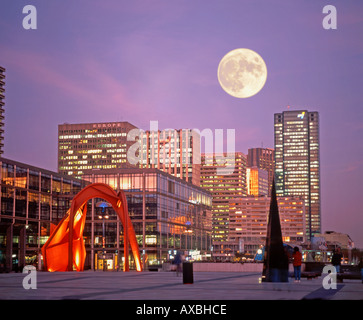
(292, 247), (302, 282)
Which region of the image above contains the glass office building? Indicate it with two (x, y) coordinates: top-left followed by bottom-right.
(0, 157), (88, 272)
(58, 121), (138, 177)
(200, 152), (247, 243)
(138, 128), (201, 186)
(0, 157), (211, 271)
(82, 167), (212, 270)
(274, 110), (321, 239)
(58, 122), (202, 187)
(200, 152), (247, 260)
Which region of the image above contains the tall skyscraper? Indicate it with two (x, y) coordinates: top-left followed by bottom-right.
(200, 152), (247, 254)
(0, 66), (5, 155)
(247, 148), (274, 193)
(274, 110), (320, 239)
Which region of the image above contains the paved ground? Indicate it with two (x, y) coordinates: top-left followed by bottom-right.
(0, 270), (362, 300)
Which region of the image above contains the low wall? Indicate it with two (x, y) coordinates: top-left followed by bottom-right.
(163, 262), (307, 272)
(192, 262), (263, 272)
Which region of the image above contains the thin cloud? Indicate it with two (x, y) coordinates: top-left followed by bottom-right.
(1, 46), (141, 119)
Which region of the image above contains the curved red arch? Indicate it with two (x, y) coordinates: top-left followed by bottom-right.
(41, 183), (142, 272)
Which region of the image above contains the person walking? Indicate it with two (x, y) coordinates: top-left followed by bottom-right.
(173, 252), (182, 276)
(332, 247), (342, 273)
(292, 247), (302, 283)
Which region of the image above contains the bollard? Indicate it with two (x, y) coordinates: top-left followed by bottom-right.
(183, 262), (193, 284)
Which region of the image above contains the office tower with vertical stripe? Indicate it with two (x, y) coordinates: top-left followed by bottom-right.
(274, 110), (320, 239)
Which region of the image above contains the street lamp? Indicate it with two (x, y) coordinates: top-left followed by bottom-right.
(98, 214), (109, 249)
(185, 221), (192, 260)
(96, 201), (111, 270)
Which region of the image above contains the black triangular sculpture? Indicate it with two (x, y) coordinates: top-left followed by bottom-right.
(261, 178), (289, 282)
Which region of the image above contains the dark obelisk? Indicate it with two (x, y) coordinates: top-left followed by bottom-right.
(261, 178), (289, 282)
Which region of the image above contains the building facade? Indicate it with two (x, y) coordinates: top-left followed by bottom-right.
(0, 157), (88, 272)
(0, 66), (5, 156)
(246, 167), (268, 196)
(82, 167), (212, 270)
(274, 110), (320, 239)
(58, 122), (201, 186)
(228, 196), (306, 256)
(58, 121), (138, 177)
(200, 152), (247, 259)
(138, 128), (201, 186)
(247, 148), (274, 193)
(0, 157), (212, 271)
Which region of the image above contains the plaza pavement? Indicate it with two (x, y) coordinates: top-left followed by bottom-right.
(0, 270), (362, 300)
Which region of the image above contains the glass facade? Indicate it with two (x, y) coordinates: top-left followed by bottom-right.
(200, 152), (247, 242)
(138, 128), (201, 186)
(58, 123), (202, 188)
(246, 167), (269, 196)
(200, 152), (247, 259)
(247, 148), (274, 194)
(82, 168), (212, 269)
(0, 158), (211, 271)
(274, 110), (321, 239)
(0, 157), (88, 272)
(58, 121), (138, 177)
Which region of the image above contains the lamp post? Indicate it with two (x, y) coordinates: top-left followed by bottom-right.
(185, 221), (192, 260)
(96, 201), (111, 271)
(98, 213), (109, 249)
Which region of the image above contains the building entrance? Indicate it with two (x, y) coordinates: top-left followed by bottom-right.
(95, 252), (117, 271)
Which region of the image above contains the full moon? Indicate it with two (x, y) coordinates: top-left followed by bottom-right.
(217, 48), (267, 98)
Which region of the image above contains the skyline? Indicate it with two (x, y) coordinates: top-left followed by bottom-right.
(0, 1), (362, 247)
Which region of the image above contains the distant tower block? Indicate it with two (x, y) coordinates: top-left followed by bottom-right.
(274, 110), (321, 239)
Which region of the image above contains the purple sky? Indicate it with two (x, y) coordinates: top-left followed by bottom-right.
(1, 1), (363, 247)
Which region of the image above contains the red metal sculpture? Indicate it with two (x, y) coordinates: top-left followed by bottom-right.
(41, 183), (142, 272)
